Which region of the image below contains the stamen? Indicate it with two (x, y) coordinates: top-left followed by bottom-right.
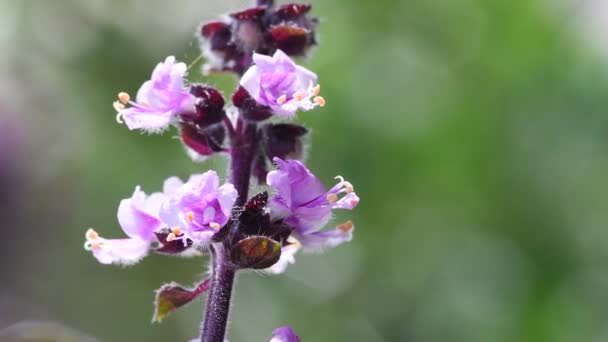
(293, 91), (304, 101)
(113, 101), (125, 111)
(276, 95), (287, 104)
(166, 233), (176, 242)
(186, 212), (195, 223)
(313, 96), (326, 107)
(90, 241), (104, 249)
(337, 220), (354, 232)
(139, 98), (150, 106)
(171, 227), (182, 236)
(343, 181), (354, 193)
(312, 84), (321, 96)
(86, 228), (99, 240)
(326, 193), (338, 204)
(118, 92), (130, 104)
(209, 222), (221, 230)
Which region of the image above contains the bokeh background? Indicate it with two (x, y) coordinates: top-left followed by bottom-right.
(2, 0), (608, 341)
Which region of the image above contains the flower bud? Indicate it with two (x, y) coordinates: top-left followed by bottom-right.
(189, 84), (225, 126)
(180, 123), (226, 159)
(264, 123), (308, 160)
(232, 86), (273, 121)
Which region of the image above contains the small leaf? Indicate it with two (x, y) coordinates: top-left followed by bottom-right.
(153, 279), (210, 323)
(231, 236), (281, 269)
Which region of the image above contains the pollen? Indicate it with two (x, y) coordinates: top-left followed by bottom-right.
(118, 92), (130, 104)
(171, 227), (182, 236)
(209, 222), (221, 230)
(186, 212), (195, 223)
(293, 91), (304, 101)
(337, 220), (354, 232)
(312, 84), (321, 96)
(313, 96), (326, 107)
(326, 193), (338, 204)
(86, 228), (99, 240)
(113, 101), (125, 111)
(276, 95), (287, 104)
(166, 233), (177, 242)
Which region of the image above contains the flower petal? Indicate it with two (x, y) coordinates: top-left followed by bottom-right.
(263, 243), (300, 274)
(90, 238), (150, 266)
(295, 225), (354, 251)
(117, 187), (163, 241)
(270, 326), (301, 342)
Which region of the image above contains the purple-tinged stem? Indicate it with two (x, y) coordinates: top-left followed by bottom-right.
(200, 115), (259, 342)
(200, 243), (235, 342)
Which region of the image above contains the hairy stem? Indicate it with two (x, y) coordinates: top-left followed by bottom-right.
(200, 117), (258, 342)
(200, 243), (235, 342)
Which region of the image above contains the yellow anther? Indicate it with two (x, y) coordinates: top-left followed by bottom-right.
(313, 96), (326, 107)
(166, 233), (176, 242)
(293, 91), (304, 101)
(344, 181), (354, 193)
(210, 222), (221, 230)
(312, 84), (321, 96)
(186, 212), (195, 223)
(326, 193), (338, 204)
(118, 92), (130, 104)
(113, 101), (125, 111)
(337, 220), (354, 232)
(171, 227), (182, 236)
(276, 95), (287, 104)
(86, 228), (99, 240)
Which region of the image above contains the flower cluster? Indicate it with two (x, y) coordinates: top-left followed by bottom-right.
(86, 1), (359, 341)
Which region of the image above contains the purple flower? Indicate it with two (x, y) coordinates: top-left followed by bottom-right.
(240, 50), (325, 117)
(270, 326), (301, 342)
(114, 56), (194, 133)
(84, 185), (167, 265)
(160, 171), (238, 246)
(267, 157), (359, 251)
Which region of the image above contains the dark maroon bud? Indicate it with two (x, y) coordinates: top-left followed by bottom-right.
(275, 3), (312, 20)
(264, 123), (308, 160)
(230, 236), (281, 269)
(232, 86), (273, 121)
(239, 192), (271, 236)
(180, 123), (226, 157)
(201, 21), (232, 51)
(190, 84), (225, 126)
(230, 7), (267, 21)
(269, 25), (310, 56)
(154, 228), (193, 255)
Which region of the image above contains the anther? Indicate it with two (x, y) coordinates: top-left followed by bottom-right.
(344, 181), (354, 193)
(113, 101), (125, 111)
(118, 92), (130, 104)
(326, 193), (338, 204)
(171, 227), (182, 236)
(209, 222), (220, 230)
(276, 95), (287, 104)
(186, 212), (195, 223)
(313, 96), (326, 107)
(337, 220), (354, 232)
(86, 228), (99, 240)
(312, 84), (320, 96)
(166, 233), (176, 242)
(293, 91), (304, 101)
(90, 241), (104, 250)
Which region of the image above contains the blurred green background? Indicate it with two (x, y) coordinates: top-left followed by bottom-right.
(2, 0), (608, 341)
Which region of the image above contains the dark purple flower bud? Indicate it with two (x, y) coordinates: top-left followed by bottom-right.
(232, 86), (273, 121)
(154, 228), (194, 255)
(230, 236), (281, 269)
(264, 123), (308, 160)
(268, 25), (311, 56)
(189, 84), (225, 126)
(180, 123), (226, 159)
(199, 2), (318, 75)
